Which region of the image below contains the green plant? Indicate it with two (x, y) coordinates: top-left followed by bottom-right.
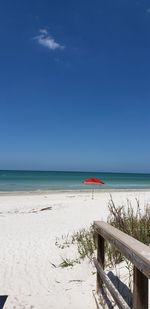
(56, 196), (150, 270)
(59, 257), (80, 268)
(106, 195), (150, 265)
(55, 233), (71, 249)
(108, 196), (150, 245)
(72, 226), (96, 260)
(56, 225), (96, 267)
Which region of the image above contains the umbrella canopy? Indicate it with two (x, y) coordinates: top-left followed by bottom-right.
(83, 177), (104, 185)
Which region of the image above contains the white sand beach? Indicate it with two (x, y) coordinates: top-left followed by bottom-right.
(0, 190), (150, 309)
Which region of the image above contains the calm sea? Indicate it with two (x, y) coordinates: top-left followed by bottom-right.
(0, 170), (150, 192)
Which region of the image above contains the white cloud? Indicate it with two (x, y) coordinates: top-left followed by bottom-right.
(34, 29), (65, 51)
(39, 29), (48, 35)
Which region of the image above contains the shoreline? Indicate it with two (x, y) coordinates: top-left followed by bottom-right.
(0, 187), (150, 196)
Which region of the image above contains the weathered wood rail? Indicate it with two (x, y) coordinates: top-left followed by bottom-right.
(93, 221), (150, 309)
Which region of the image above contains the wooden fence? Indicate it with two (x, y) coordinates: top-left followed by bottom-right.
(93, 221), (150, 309)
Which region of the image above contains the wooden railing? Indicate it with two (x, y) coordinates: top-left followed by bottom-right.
(93, 221), (150, 309)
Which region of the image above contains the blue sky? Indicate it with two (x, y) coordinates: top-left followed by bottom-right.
(0, 0), (150, 172)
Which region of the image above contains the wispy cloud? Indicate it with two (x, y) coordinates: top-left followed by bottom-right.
(34, 29), (65, 51)
(147, 8), (150, 13)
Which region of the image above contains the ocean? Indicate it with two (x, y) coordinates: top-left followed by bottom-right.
(0, 170), (150, 192)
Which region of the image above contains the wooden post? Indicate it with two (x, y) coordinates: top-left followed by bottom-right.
(133, 266), (148, 309)
(96, 234), (104, 293)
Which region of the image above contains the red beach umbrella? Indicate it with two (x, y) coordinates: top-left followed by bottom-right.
(83, 178), (104, 185)
(83, 177), (104, 199)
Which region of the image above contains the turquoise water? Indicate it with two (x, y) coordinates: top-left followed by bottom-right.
(0, 170), (150, 191)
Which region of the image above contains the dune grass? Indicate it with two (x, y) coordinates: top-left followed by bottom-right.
(106, 195), (150, 266)
(56, 196), (150, 267)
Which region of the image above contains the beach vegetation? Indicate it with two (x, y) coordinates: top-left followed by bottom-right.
(56, 196), (150, 268)
(55, 233), (70, 249)
(59, 257), (80, 268)
(108, 195), (150, 244)
(71, 226), (96, 260)
(106, 195), (150, 266)
(56, 225), (96, 266)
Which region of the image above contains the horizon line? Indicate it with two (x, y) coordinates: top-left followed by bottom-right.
(0, 169), (150, 175)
